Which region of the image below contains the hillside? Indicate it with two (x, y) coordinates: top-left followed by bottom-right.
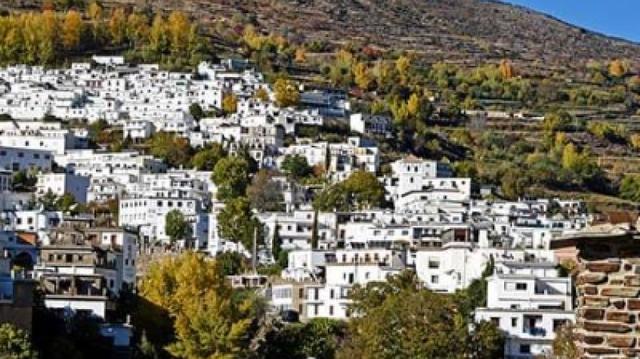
(5, 0), (640, 69)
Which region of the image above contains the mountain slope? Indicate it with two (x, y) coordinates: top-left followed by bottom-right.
(6, 0), (640, 68)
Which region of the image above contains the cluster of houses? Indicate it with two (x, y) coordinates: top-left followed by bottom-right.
(0, 57), (599, 358)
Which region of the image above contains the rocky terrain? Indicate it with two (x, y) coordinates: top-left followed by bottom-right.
(4, 0), (640, 70)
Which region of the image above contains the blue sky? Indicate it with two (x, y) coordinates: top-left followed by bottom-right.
(502, 1), (640, 43)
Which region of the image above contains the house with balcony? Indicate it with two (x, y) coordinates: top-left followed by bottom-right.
(475, 261), (575, 359)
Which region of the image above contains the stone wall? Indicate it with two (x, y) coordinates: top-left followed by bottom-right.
(568, 235), (640, 357)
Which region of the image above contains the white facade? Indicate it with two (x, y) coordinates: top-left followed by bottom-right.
(0, 146), (53, 172)
(37, 173), (91, 204)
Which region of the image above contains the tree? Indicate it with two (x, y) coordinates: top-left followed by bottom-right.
(215, 251), (246, 276)
(108, 8), (127, 46)
(338, 271), (502, 359)
(0, 323), (36, 359)
(212, 156), (251, 201)
(62, 10), (82, 51)
(543, 111), (572, 135)
(217, 197), (259, 250)
(395, 55), (410, 83)
(260, 319), (347, 359)
(126, 12), (150, 48)
(146, 132), (192, 168)
(167, 11), (190, 56)
(137, 252), (262, 359)
(246, 169), (284, 212)
(255, 87), (269, 102)
(343, 171), (386, 209)
(353, 62), (372, 90)
(619, 174), (640, 202)
(274, 78), (300, 108)
(498, 59), (514, 79)
(609, 59), (627, 78)
(148, 14), (168, 56)
(552, 324), (578, 359)
(281, 154), (312, 179)
(222, 93), (238, 114)
(188, 103), (205, 121)
(191, 142), (227, 171)
(165, 209), (190, 245)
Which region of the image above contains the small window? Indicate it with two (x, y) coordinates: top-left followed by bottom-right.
(512, 318), (518, 327)
(516, 283), (527, 290)
(520, 344), (530, 354)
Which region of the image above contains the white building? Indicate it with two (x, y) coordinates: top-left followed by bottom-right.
(0, 146), (53, 172)
(37, 173), (91, 204)
(475, 261), (575, 359)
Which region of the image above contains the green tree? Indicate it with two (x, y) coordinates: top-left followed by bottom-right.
(338, 271), (502, 359)
(217, 197), (259, 250)
(188, 103), (205, 121)
(343, 170), (386, 209)
(165, 209), (190, 245)
(215, 251), (246, 276)
(212, 156), (250, 201)
(281, 154), (312, 179)
(261, 318), (347, 359)
(619, 174), (640, 202)
(191, 143), (227, 171)
(0, 324), (36, 359)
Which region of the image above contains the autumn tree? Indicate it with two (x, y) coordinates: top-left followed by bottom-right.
(0, 323), (36, 359)
(395, 55), (411, 83)
(222, 93), (238, 114)
(167, 11), (190, 56)
(274, 78), (300, 108)
(147, 14), (168, 55)
(255, 87), (269, 102)
(137, 252), (263, 358)
(353, 62), (372, 90)
(108, 8), (127, 46)
(126, 12), (149, 48)
(498, 59), (514, 79)
(62, 10), (83, 51)
(608, 59), (627, 78)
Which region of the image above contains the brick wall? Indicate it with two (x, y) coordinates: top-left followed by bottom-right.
(569, 235), (640, 357)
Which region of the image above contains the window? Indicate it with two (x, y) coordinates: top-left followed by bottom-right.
(428, 259), (440, 269)
(329, 306), (334, 316)
(431, 275), (439, 284)
(516, 283), (527, 290)
(491, 317), (500, 326)
(512, 318), (517, 327)
(520, 344), (531, 354)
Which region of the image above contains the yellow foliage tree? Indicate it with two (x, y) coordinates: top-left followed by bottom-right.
(407, 93), (421, 117)
(274, 78), (300, 108)
(353, 62), (372, 90)
(629, 134), (640, 151)
(147, 14), (170, 56)
(167, 11), (190, 55)
(295, 47), (306, 63)
(108, 8), (127, 46)
(609, 59), (627, 78)
(126, 12), (149, 48)
(499, 59), (514, 79)
(395, 55), (411, 83)
(222, 93), (238, 114)
(62, 10), (82, 50)
(137, 252), (261, 358)
(254, 87), (269, 102)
